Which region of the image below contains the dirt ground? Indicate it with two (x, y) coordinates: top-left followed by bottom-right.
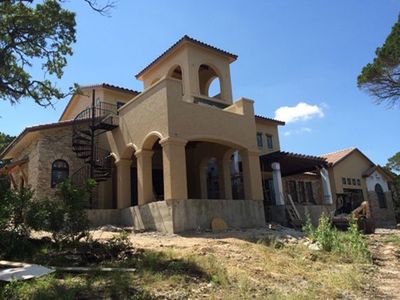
(91, 225), (400, 299)
(366, 228), (400, 300)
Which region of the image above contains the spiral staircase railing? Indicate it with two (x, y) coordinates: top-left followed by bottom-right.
(70, 90), (119, 207)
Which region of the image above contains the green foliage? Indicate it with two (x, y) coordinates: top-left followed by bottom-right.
(0, 187), (33, 236)
(386, 151), (400, 173)
(26, 179), (95, 244)
(0, 187), (36, 258)
(0, 1), (76, 106)
(0, 132), (15, 154)
(385, 152), (400, 221)
(0, 1), (114, 106)
(357, 15), (400, 107)
(303, 214), (371, 263)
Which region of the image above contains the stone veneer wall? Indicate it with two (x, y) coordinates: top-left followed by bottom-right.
(368, 191), (397, 228)
(33, 126), (86, 200)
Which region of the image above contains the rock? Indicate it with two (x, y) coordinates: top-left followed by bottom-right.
(99, 225), (123, 232)
(211, 217), (228, 232)
(308, 242), (322, 251)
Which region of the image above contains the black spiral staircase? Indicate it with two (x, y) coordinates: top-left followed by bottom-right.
(71, 90), (119, 201)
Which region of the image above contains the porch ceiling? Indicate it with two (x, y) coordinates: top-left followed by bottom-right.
(260, 151), (328, 177)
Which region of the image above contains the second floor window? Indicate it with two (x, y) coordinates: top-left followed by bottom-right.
(266, 135), (273, 149)
(256, 132), (263, 147)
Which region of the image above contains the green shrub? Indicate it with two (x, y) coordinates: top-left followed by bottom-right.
(0, 187), (34, 236)
(303, 214), (371, 263)
(26, 179), (96, 244)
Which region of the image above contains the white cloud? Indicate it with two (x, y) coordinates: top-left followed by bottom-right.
(274, 102), (324, 123)
(283, 127), (312, 137)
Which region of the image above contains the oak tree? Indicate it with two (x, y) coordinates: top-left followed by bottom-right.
(0, 0), (114, 106)
(358, 16), (400, 107)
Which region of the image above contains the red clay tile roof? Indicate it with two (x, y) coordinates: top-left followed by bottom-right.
(255, 115), (285, 125)
(320, 148), (356, 166)
(135, 35), (238, 79)
(59, 83), (140, 121)
(79, 83), (140, 95)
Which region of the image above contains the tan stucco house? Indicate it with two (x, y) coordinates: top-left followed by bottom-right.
(1, 36), (396, 232)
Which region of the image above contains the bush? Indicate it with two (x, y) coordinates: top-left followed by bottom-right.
(303, 214), (371, 263)
(26, 179), (96, 244)
(0, 187), (34, 236)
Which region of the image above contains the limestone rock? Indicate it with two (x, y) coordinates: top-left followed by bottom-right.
(211, 217), (228, 232)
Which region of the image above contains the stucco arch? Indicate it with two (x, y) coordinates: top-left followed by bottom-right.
(168, 64), (183, 80)
(119, 142), (138, 160)
(197, 63), (224, 98)
(141, 131), (164, 150)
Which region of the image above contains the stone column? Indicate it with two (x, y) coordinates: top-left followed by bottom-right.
(115, 159), (132, 209)
(135, 149), (154, 205)
(219, 157), (233, 199)
(271, 162), (285, 205)
(240, 149), (263, 200)
(160, 138), (188, 200)
(320, 167), (333, 205)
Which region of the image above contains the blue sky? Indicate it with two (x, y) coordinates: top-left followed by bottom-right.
(0, 0), (399, 165)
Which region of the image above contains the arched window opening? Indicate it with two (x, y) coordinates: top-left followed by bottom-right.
(198, 64), (222, 99)
(152, 141), (164, 201)
(51, 159), (69, 188)
(375, 183), (387, 208)
(169, 66), (182, 80)
(231, 151), (244, 199)
(206, 158), (219, 199)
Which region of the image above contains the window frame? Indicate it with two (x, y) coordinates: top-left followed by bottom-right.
(256, 132), (263, 148)
(51, 159), (69, 188)
(375, 183), (387, 209)
(266, 134), (273, 149)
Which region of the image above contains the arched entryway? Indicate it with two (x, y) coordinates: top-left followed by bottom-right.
(185, 140), (246, 200)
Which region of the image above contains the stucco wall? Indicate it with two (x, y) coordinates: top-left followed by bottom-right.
(255, 120), (281, 154)
(330, 151), (374, 204)
(366, 170), (390, 192)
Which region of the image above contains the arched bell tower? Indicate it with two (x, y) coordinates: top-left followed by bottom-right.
(135, 35), (237, 106)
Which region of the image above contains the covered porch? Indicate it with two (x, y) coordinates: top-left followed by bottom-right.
(260, 151), (333, 226)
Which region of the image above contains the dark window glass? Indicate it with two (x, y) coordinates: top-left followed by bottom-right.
(352, 178), (356, 185)
(266, 135), (273, 149)
(346, 178), (352, 185)
(342, 177), (346, 184)
(256, 132), (263, 147)
(51, 160), (69, 188)
(375, 183), (387, 208)
(356, 179), (361, 186)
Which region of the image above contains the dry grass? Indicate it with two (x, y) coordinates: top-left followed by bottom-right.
(1, 229), (373, 299)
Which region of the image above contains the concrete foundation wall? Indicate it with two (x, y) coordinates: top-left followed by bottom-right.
(87, 209), (122, 227)
(87, 199), (265, 233)
(120, 201), (174, 233)
(171, 199), (265, 233)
